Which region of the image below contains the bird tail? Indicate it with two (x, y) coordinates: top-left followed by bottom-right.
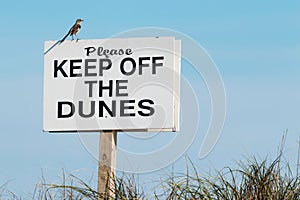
(60, 31), (70, 44)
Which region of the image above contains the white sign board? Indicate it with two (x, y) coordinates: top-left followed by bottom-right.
(44, 37), (181, 132)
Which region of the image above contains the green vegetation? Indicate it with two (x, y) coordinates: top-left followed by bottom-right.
(1, 138), (299, 199)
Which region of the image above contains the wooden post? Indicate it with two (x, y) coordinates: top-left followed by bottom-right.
(98, 130), (117, 199)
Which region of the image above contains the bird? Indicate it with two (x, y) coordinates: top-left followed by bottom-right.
(60, 19), (84, 43)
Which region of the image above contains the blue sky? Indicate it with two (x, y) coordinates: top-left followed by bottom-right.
(0, 0), (300, 196)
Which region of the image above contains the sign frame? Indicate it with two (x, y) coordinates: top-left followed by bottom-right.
(43, 37), (181, 132)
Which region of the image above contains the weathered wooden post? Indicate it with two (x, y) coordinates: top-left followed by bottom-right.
(98, 130), (117, 199)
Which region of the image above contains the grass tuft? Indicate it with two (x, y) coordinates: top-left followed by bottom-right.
(1, 134), (300, 199)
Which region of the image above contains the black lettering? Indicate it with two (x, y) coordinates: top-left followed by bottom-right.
(152, 56), (164, 74)
(111, 49), (118, 55)
(103, 49), (109, 58)
(99, 59), (112, 76)
(85, 59), (97, 76)
(120, 100), (135, 117)
(138, 99), (155, 116)
(97, 47), (104, 56)
(54, 60), (68, 78)
(99, 80), (113, 97)
(57, 101), (75, 118)
(116, 80), (128, 97)
(84, 80), (97, 97)
(79, 101), (95, 118)
(126, 49), (133, 55)
(120, 57), (136, 76)
(139, 57), (150, 75)
(70, 59), (82, 77)
(118, 49), (124, 55)
(99, 100), (116, 117)
(84, 46), (96, 56)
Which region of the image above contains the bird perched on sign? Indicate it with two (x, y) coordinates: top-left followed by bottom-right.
(60, 19), (84, 43)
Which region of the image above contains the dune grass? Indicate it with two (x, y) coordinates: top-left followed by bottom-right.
(155, 155), (299, 200)
(1, 136), (299, 199)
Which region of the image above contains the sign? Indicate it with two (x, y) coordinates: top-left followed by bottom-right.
(43, 37), (181, 132)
